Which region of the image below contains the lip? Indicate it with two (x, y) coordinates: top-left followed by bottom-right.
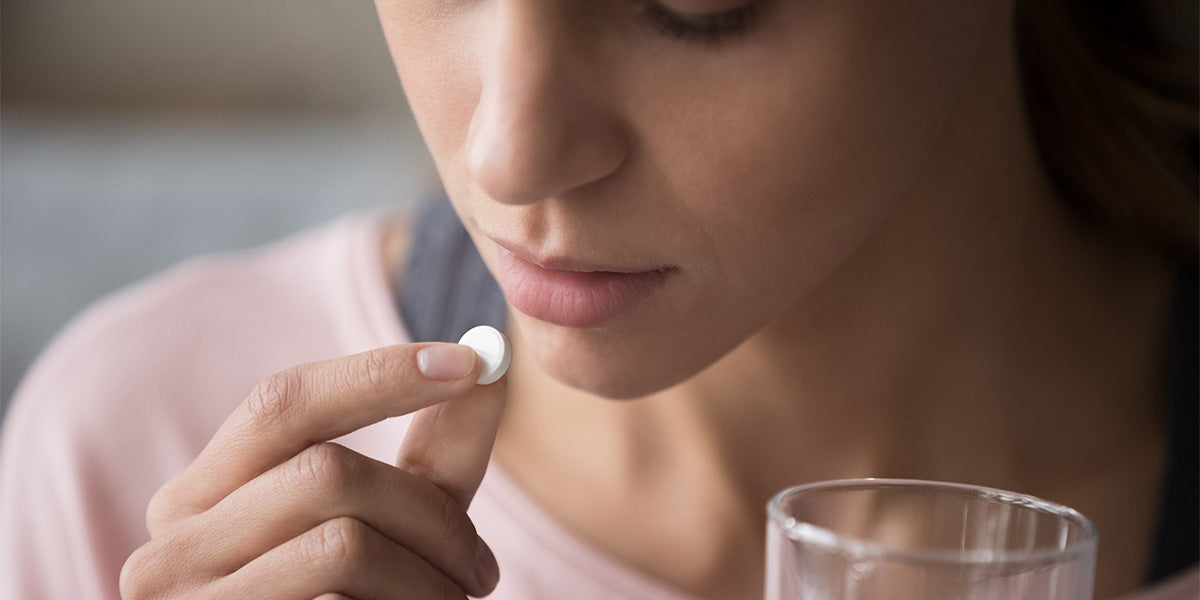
(490, 240), (675, 329)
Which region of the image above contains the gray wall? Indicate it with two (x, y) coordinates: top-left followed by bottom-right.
(2, 1), (435, 420)
(3, 0), (403, 111)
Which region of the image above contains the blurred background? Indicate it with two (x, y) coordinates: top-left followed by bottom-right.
(2, 0), (437, 419)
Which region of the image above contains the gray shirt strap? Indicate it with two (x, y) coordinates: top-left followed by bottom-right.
(397, 199), (508, 343)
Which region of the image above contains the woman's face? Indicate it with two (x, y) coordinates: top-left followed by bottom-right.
(376, 0), (1000, 398)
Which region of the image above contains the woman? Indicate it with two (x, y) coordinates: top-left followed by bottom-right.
(2, 0), (1195, 598)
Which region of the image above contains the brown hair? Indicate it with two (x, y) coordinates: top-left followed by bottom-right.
(1015, 0), (1199, 257)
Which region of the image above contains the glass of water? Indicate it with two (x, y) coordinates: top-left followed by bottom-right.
(765, 478), (1098, 600)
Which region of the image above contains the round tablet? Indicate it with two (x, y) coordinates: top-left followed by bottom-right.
(457, 325), (512, 385)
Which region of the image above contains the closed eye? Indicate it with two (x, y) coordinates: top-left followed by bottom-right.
(637, 0), (761, 46)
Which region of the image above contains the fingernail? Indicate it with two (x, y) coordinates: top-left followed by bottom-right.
(475, 537), (500, 591)
(416, 345), (475, 381)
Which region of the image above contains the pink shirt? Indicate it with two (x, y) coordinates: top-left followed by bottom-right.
(2, 214), (1195, 599)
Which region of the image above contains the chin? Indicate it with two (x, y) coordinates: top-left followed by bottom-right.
(515, 314), (724, 400)
(545, 360), (680, 400)
(541, 355), (691, 400)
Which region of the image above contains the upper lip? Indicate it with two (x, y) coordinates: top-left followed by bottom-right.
(488, 236), (671, 274)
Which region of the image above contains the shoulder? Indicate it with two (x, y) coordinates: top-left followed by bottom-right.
(2, 211), (420, 472)
(14, 215), (388, 413)
(7, 213), (412, 450)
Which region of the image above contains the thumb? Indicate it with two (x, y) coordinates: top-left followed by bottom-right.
(396, 372), (508, 508)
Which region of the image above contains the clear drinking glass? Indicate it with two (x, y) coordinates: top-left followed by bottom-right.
(765, 478), (1098, 600)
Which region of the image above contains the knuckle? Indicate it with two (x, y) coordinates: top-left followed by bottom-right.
(118, 542), (168, 600)
(144, 479), (198, 539)
(304, 517), (369, 574)
(286, 443), (357, 494)
(336, 348), (404, 404)
(117, 545), (150, 599)
(245, 367), (302, 430)
(354, 348), (392, 392)
(144, 482), (178, 536)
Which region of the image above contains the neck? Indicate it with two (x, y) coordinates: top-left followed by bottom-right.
(673, 147), (1172, 498)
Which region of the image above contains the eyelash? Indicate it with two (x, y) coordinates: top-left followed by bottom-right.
(637, 1), (760, 46)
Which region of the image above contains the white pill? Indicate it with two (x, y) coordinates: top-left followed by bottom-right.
(457, 325), (512, 385)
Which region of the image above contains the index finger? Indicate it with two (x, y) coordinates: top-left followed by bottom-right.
(151, 343), (484, 528)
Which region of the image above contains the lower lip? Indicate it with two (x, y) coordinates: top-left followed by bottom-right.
(493, 248), (673, 329)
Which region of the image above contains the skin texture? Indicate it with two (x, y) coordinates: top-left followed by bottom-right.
(121, 344), (508, 599)
(381, 0), (996, 399)
(121, 1), (1177, 599)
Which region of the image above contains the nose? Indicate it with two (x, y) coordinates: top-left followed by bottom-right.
(465, 3), (630, 205)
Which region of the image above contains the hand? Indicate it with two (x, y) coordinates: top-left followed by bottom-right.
(119, 342), (506, 599)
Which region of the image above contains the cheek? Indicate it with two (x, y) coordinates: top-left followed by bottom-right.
(639, 0), (994, 300)
(376, 4), (480, 191)
(374, 0), (997, 398)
